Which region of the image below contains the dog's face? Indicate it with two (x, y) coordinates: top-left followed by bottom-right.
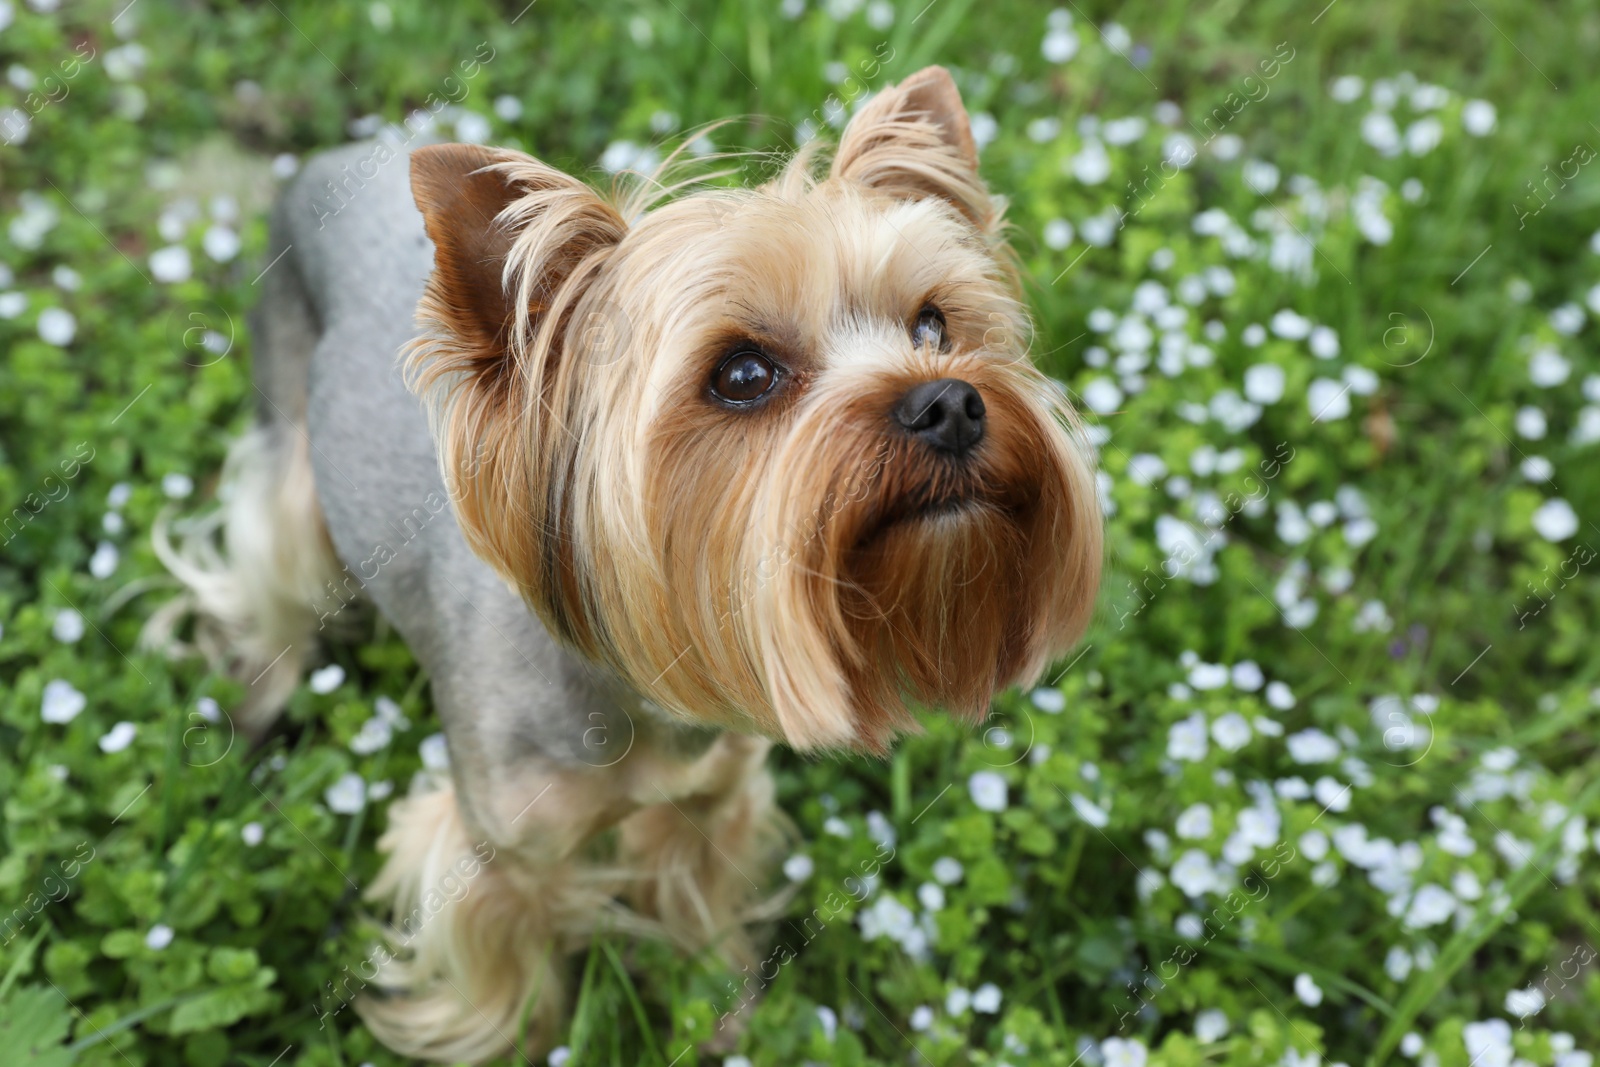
(408, 67), (1101, 752)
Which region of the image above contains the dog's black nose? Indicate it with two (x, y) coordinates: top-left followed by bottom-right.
(894, 378), (985, 457)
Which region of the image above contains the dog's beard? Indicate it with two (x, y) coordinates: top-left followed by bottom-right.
(750, 361), (1099, 751)
(624, 354), (1101, 754)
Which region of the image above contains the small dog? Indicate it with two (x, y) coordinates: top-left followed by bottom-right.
(155, 66), (1101, 1062)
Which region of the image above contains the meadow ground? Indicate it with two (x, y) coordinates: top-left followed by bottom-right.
(1, 1), (1599, 1065)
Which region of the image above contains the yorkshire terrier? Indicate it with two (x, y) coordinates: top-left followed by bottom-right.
(154, 67), (1101, 1062)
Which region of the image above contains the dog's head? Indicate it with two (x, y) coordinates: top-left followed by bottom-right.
(407, 66), (1102, 753)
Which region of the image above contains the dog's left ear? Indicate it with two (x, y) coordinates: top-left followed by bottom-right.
(831, 66), (996, 232)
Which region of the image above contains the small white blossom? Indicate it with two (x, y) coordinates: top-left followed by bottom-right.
(308, 664), (345, 693)
(53, 608), (85, 643)
(324, 772), (366, 814)
(1168, 714), (1209, 761)
(41, 679), (86, 723)
(145, 924), (175, 950)
(972, 982), (1002, 1013)
(37, 306), (76, 346)
(969, 771), (1009, 812)
(1462, 99), (1496, 135)
(1294, 972), (1323, 1006)
(1532, 499), (1579, 541)
(98, 721), (137, 753)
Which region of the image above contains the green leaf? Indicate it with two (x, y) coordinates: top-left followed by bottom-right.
(167, 977), (275, 1036)
(0, 985), (75, 1067)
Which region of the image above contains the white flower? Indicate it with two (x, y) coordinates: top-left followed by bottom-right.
(1343, 366), (1379, 397)
(968, 770), (1008, 812)
(349, 716), (393, 755)
(1194, 1007), (1229, 1042)
(1532, 499), (1579, 541)
(1270, 308), (1312, 340)
(1188, 662), (1228, 690)
(1309, 377), (1351, 421)
(917, 882), (944, 910)
(599, 139), (659, 174)
(1231, 661), (1264, 691)
(1126, 453), (1166, 486)
(1212, 713), (1253, 752)
(1294, 972), (1323, 1006)
(1100, 1036), (1148, 1067)
(1031, 688), (1066, 713)
(932, 856), (963, 885)
(823, 816), (851, 837)
(419, 733), (450, 772)
(1361, 111), (1402, 154)
(37, 306), (76, 346)
(308, 664), (345, 693)
(1243, 159), (1280, 194)
(1515, 406), (1547, 440)
(969, 113), (998, 151)
(1243, 363), (1285, 404)
(454, 111), (491, 144)
(374, 696), (409, 728)
(907, 1004), (933, 1031)
(1072, 139), (1111, 185)
(1504, 986), (1545, 1019)
(1170, 849), (1221, 896)
(89, 541), (119, 579)
(241, 821), (264, 846)
(494, 94), (523, 121)
(99, 721), (137, 753)
(53, 608), (85, 643)
(1464, 1019), (1514, 1067)
(1081, 377), (1123, 415)
(1043, 218), (1074, 250)
(1385, 945), (1413, 981)
(1167, 714), (1209, 762)
(161, 472), (193, 499)
(203, 225), (241, 262)
(945, 986), (971, 1014)
(1403, 883), (1456, 928)
(41, 679), (86, 724)
(1175, 803), (1213, 839)
(1313, 777), (1351, 812)
(858, 893), (915, 942)
(1175, 912), (1204, 938)
(783, 854), (814, 881)
(1287, 729), (1341, 764)
(1070, 793), (1110, 828)
(1542, 302), (1580, 335)
(145, 924), (175, 950)
(1330, 75), (1364, 102)
(1462, 99), (1496, 135)
(1042, 27), (1080, 63)
(324, 772), (366, 814)
(149, 245), (192, 283)
(1531, 347), (1572, 389)
(1405, 117), (1443, 155)
(972, 982), (1002, 1013)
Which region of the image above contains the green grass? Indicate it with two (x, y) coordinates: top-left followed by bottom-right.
(2, 0), (1599, 1065)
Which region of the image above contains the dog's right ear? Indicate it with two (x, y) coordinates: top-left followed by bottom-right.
(406, 144), (626, 643)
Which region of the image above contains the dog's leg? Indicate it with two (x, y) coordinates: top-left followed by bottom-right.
(357, 723), (784, 1063)
(147, 224), (343, 736)
(616, 734), (788, 968)
(355, 764), (633, 1065)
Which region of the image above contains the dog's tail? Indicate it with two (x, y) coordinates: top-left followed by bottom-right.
(145, 422), (347, 736)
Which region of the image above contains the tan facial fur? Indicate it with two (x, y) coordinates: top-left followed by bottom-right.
(407, 66), (1103, 754)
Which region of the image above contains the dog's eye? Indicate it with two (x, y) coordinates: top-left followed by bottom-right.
(712, 349), (777, 404)
(912, 305), (948, 351)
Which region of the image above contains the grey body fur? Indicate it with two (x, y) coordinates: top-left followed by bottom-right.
(255, 142), (714, 827)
